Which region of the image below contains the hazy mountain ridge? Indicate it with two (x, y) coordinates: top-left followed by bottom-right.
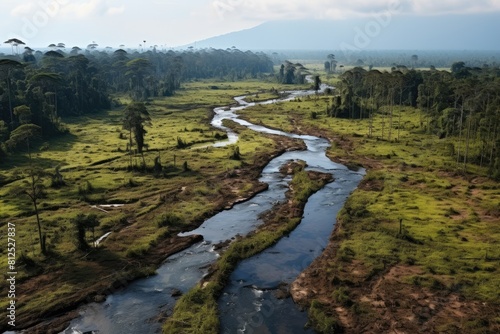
(187, 14), (500, 51)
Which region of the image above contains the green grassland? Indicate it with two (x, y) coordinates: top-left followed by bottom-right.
(233, 91), (500, 332)
(0, 79), (311, 331)
(1, 75), (497, 332)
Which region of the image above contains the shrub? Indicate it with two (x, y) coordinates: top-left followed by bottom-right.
(308, 300), (342, 333)
(157, 213), (183, 228)
(78, 180), (94, 195)
(126, 244), (150, 258)
(176, 137), (189, 148)
(332, 287), (353, 306)
(229, 145), (241, 160)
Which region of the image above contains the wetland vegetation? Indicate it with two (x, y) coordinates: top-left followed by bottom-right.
(0, 46), (499, 333)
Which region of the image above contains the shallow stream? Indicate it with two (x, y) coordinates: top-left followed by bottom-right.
(40, 86), (363, 334)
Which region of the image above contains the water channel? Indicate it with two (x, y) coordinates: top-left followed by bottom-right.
(30, 86), (364, 334)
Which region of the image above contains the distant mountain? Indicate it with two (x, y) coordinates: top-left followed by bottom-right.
(187, 14), (500, 51)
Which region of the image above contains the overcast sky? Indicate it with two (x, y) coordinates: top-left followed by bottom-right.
(2, 0), (500, 49)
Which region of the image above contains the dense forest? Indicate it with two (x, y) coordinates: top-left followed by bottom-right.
(328, 63), (500, 179)
(0, 45), (273, 159)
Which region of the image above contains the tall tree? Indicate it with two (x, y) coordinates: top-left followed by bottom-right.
(122, 102), (151, 167)
(313, 75), (321, 93)
(6, 124), (47, 254)
(71, 213), (100, 250)
(125, 58), (152, 100)
(29, 72), (63, 123)
(4, 38), (25, 55)
(0, 59), (25, 127)
(327, 54), (337, 73)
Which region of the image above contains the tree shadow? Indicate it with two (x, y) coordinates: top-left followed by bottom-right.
(0, 132), (79, 170)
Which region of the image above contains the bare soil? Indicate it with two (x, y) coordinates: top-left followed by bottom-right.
(292, 254), (499, 333)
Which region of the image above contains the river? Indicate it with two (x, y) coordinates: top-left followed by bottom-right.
(12, 85), (364, 334)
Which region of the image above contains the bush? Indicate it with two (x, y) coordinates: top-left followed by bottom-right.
(78, 180), (94, 195)
(332, 287), (353, 306)
(156, 213), (183, 228)
(127, 178), (139, 187)
(176, 137), (189, 148)
(126, 244), (150, 258)
(229, 145), (241, 160)
(308, 300), (342, 333)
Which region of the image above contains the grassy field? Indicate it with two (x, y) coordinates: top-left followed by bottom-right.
(0, 79), (311, 332)
(1, 75), (497, 333)
(236, 92), (500, 332)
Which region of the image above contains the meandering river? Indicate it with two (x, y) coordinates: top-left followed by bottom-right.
(53, 86), (364, 334)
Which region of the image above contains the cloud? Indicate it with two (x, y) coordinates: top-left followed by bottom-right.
(60, 0), (102, 19)
(51, 0), (125, 20)
(210, 0), (500, 20)
(10, 3), (34, 17)
(409, 0), (500, 14)
(107, 6), (125, 15)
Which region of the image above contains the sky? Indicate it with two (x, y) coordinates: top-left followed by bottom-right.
(1, 0), (500, 50)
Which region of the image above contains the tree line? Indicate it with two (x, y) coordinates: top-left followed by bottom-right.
(0, 44), (274, 158)
(328, 63), (500, 178)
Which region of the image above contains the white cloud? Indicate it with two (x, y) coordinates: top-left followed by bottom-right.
(60, 0), (102, 19)
(210, 0), (500, 20)
(409, 0), (500, 14)
(107, 6), (125, 15)
(10, 2), (35, 17)
(55, 0), (125, 20)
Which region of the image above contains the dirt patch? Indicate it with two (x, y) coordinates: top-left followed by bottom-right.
(358, 178), (384, 191)
(292, 249), (499, 334)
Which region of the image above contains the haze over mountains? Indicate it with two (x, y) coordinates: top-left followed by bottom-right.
(187, 14), (500, 51)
